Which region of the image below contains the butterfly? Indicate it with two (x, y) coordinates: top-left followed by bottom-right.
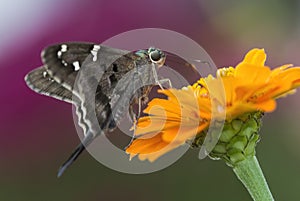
(25, 42), (170, 177)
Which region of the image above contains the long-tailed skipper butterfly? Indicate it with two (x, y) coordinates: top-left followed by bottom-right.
(25, 42), (169, 177)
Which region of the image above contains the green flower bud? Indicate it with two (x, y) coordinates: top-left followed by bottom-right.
(191, 111), (263, 166)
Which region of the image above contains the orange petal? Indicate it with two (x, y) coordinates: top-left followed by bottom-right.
(138, 141), (182, 162)
(162, 122), (209, 142)
(241, 48), (266, 66)
(254, 99), (277, 112)
(235, 64), (271, 85)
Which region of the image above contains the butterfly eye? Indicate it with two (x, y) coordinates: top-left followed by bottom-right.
(149, 50), (162, 62)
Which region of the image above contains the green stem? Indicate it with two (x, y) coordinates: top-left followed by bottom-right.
(233, 156), (274, 201)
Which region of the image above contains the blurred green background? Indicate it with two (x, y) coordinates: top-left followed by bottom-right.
(1, 0), (300, 200)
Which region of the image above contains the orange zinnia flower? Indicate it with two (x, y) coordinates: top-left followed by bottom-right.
(126, 48), (300, 161)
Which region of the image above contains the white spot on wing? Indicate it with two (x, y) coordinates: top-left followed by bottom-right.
(91, 45), (100, 62)
(61, 44), (67, 52)
(57, 44), (67, 59)
(62, 60), (68, 66)
(57, 50), (62, 58)
(73, 61), (80, 71)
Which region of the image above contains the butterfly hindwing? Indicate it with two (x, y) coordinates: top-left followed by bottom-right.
(25, 66), (74, 104)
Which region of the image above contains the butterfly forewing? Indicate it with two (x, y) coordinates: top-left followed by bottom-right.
(42, 43), (97, 91)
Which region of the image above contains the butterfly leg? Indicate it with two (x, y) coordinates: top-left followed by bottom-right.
(157, 78), (172, 89)
(150, 63), (173, 90)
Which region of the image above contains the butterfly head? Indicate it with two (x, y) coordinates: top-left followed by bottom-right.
(136, 47), (166, 67)
(147, 47), (166, 67)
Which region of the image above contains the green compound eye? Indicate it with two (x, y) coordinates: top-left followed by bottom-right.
(149, 50), (162, 62)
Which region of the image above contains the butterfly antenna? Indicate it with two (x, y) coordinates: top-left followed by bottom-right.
(57, 132), (94, 178)
(165, 53), (212, 72)
(193, 59), (213, 69)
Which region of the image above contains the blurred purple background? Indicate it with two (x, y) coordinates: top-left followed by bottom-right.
(1, 0), (300, 200)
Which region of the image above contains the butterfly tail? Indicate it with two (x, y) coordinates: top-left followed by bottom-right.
(57, 132), (94, 178)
